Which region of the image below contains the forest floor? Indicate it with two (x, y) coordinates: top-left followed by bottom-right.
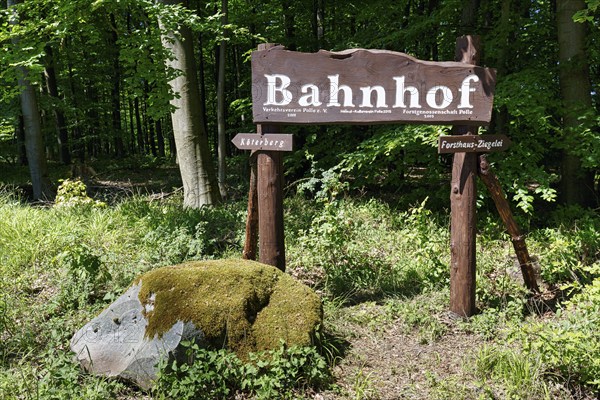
(320, 307), (485, 400)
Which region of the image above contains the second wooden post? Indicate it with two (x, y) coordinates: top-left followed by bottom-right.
(450, 36), (480, 317)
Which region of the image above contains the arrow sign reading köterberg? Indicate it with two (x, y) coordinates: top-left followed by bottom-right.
(232, 133), (294, 152)
(438, 134), (510, 154)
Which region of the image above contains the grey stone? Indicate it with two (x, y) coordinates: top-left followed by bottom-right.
(70, 282), (203, 390)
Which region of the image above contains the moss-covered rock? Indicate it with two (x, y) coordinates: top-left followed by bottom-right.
(71, 259), (323, 389)
(136, 259), (322, 356)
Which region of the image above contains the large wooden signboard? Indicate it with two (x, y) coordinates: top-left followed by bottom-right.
(252, 46), (496, 126)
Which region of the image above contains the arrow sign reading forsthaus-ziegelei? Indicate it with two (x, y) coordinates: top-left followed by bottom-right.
(438, 134), (511, 154)
(231, 133), (293, 151)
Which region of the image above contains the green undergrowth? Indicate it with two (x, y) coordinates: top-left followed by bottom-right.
(286, 196), (450, 299)
(153, 340), (331, 400)
(1, 185), (600, 398)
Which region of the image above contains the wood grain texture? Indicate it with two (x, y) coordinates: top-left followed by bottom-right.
(478, 155), (540, 293)
(449, 36), (480, 317)
(257, 123), (286, 271)
(252, 46), (495, 125)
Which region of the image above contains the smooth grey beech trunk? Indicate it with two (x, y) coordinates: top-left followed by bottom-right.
(8, 0), (52, 200)
(158, 1), (220, 208)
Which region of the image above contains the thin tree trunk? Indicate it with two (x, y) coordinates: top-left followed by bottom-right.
(110, 13), (125, 158)
(128, 98), (136, 153)
(283, 0), (296, 50)
(156, 119), (165, 157)
(44, 44), (71, 165)
(217, 0), (228, 199)
(65, 39), (85, 162)
(460, 0), (481, 32)
(134, 97), (145, 153)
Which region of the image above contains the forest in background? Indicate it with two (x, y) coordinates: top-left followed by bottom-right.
(0, 0), (598, 212)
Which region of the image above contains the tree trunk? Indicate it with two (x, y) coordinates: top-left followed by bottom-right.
(157, 0), (221, 207)
(44, 44), (71, 165)
(283, 0), (296, 50)
(134, 97), (145, 153)
(156, 119), (165, 157)
(197, 33), (209, 136)
(109, 13), (125, 158)
(556, 0), (596, 207)
(217, 0), (228, 199)
(9, 0), (52, 200)
(460, 0), (481, 32)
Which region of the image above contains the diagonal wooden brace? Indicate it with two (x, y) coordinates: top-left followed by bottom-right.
(477, 154), (540, 293)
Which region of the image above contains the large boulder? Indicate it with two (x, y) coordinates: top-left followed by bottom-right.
(70, 259), (323, 389)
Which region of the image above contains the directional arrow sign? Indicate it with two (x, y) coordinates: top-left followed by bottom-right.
(231, 133), (293, 152)
(438, 134), (511, 154)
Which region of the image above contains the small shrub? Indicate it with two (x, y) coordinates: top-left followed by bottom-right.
(287, 197), (449, 298)
(51, 241), (111, 310)
(55, 179), (106, 208)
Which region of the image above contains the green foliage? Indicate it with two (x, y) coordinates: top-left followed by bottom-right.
(52, 241), (111, 310)
(55, 179), (106, 208)
(517, 279), (600, 390)
(573, 0), (600, 23)
(288, 197), (449, 298)
(0, 122), (19, 164)
(154, 341), (331, 400)
(529, 209), (600, 286)
(336, 125), (448, 196)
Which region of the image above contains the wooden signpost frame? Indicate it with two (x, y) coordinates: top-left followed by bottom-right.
(242, 38), (539, 316)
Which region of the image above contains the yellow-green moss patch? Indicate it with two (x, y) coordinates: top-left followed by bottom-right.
(135, 259), (322, 356)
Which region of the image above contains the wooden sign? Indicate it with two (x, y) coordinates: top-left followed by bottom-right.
(438, 134), (510, 154)
(252, 46), (496, 125)
(231, 133), (293, 151)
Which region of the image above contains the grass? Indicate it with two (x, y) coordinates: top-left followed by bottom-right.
(1, 175), (600, 399)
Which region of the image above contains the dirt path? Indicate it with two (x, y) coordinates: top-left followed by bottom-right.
(320, 307), (484, 400)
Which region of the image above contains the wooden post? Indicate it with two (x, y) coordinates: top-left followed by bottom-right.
(450, 36), (480, 317)
(255, 43), (286, 271)
(242, 154), (258, 260)
(257, 123), (286, 271)
(478, 155), (540, 293)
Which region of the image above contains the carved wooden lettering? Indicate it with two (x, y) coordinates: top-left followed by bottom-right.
(252, 46), (496, 125)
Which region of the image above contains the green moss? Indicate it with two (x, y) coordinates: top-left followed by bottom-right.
(136, 259), (322, 356)
(252, 273), (323, 351)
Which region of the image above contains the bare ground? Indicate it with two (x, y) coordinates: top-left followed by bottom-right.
(317, 305), (485, 400)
